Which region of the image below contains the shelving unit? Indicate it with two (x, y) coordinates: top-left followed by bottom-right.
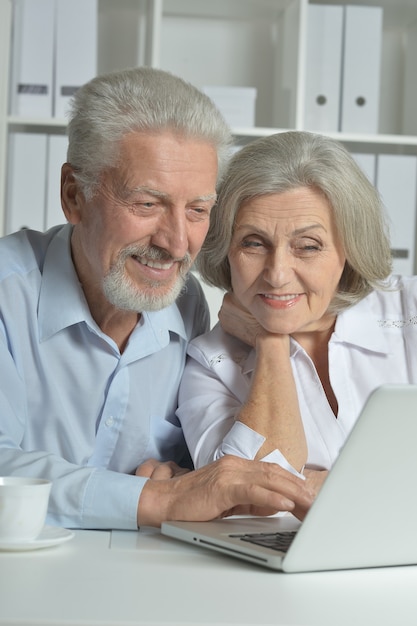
(1, 0), (417, 271)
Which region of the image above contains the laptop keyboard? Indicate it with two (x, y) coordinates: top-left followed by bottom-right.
(229, 531), (297, 553)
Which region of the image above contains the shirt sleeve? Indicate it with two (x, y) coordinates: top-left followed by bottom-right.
(222, 422), (304, 479)
(177, 346), (303, 478)
(0, 333), (143, 530)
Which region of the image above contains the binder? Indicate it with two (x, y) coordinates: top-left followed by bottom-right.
(6, 133), (47, 234)
(402, 24), (417, 135)
(45, 135), (68, 230)
(351, 153), (376, 184)
(9, 0), (55, 117)
(376, 155), (417, 275)
(54, 0), (98, 118)
(340, 5), (383, 133)
(202, 87), (257, 128)
(304, 4), (344, 132)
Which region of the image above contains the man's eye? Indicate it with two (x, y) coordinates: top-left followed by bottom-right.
(137, 201), (157, 209)
(188, 206), (210, 221)
(129, 201), (157, 215)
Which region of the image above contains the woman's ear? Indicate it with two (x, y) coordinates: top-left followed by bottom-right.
(61, 163), (83, 224)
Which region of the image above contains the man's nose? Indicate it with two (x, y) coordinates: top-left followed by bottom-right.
(152, 207), (189, 259)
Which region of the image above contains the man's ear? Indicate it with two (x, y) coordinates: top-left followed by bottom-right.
(61, 163), (84, 224)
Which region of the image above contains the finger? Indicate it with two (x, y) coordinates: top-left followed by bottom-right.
(291, 503), (310, 521)
(227, 459), (314, 512)
(150, 463), (180, 480)
(135, 459), (160, 478)
(221, 504), (293, 519)
(137, 461), (191, 480)
(232, 482), (297, 514)
(171, 467), (192, 477)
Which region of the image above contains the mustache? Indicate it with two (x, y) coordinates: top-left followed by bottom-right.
(119, 244), (192, 269)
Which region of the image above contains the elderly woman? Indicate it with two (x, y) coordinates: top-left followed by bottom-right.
(177, 130), (417, 494)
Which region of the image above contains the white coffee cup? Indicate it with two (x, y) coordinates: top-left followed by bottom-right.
(0, 477), (52, 542)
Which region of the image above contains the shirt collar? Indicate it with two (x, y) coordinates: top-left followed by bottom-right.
(142, 304), (188, 343)
(38, 225), (90, 341)
(332, 295), (391, 354)
(38, 224), (188, 343)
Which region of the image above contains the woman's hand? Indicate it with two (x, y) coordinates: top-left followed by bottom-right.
(219, 292), (265, 347)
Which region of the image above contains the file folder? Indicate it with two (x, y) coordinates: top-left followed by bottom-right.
(340, 5), (383, 133)
(376, 155), (417, 275)
(402, 24), (417, 135)
(9, 0), (55, 117)
(6, 133), (47, 234)
(202, 87), (257, 128)
(54, 0), (98, 118)
(304, 4), (344, 132)
(45, 135), (68, 230)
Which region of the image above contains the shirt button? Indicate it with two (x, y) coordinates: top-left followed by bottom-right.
(105, 416), (114, 427)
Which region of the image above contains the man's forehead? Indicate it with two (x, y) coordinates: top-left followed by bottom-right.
(130, 185), (217, 201)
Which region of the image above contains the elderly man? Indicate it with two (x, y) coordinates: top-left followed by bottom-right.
(0, 67), (311, 529)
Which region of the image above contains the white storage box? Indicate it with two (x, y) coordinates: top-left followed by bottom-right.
(202, 86), (257, 128)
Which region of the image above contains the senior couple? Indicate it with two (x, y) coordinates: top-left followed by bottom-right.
(0, 66), (415, 530)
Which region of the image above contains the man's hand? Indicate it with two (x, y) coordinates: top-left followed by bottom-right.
(219, 292), (265, 347)
(137, 455), (314, 528)
(135, 459), (190, 480)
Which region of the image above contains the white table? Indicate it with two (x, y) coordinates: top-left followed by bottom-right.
(1, 526), (417, 626)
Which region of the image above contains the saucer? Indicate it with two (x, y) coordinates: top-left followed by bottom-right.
(0, 526), (74, 552)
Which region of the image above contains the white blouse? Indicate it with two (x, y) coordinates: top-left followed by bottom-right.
(177, 275), (417, 473)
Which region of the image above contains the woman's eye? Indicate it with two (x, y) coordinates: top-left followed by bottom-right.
(295, 239), (322, 253)
(241, 239), (264, 249)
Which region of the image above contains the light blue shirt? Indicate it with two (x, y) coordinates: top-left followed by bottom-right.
(0, 225), (209, 530)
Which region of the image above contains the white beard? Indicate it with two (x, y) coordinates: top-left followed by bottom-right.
(102, 244), (191, 312)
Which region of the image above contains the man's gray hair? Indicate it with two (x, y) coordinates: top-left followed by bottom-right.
(66, 66), (233, 199)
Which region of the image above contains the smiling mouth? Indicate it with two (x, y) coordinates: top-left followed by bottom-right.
(262, 293), (301, 301)
(135, 256), (174, 271)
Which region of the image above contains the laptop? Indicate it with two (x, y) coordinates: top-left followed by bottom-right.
(162, 384), (417, 572)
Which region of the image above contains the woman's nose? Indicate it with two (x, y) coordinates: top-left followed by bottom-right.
(263, 248), (293, 287)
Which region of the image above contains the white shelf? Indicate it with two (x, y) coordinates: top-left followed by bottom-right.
(233, 127), (417, 146)
(7, 116), (67, 129)
(11, 118), (417, 153)
(2, 0), (417, 244)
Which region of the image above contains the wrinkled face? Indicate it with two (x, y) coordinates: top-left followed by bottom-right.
(228, 187), (346, 336)
(67, 131), (218, 312)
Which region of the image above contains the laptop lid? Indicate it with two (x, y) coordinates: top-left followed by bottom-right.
(162, 384), (417, 572)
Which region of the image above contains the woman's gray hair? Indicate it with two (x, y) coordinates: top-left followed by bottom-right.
(197, 131), (393, 313)
(66, 66), (233, 199)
